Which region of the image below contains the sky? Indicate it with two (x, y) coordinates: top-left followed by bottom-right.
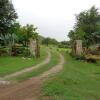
(12, 0), (100, 41)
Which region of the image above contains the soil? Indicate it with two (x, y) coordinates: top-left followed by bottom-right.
(2, 51), (51, 80)
(0, 53), (64, 100)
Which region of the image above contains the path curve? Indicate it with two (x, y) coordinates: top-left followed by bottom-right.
(39, 53), (64, 79)
(0, 52), (65, 100)
(2, 51), (51, 81)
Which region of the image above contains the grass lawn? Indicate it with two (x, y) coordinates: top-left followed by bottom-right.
(9, 47), (60, 82)
(0, 46), (47, 77)
(42, 49), (100, 100)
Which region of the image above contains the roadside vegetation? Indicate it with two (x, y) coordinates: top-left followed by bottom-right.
(42, 49), (100, 100)
(1, 1), (100, 100)
(0, 46), (47, 77)
(8, 47), (60, 82)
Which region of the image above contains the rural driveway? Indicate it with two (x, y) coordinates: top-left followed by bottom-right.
(0, 53), (65, 100)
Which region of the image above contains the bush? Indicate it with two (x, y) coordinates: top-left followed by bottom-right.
(74, 55), (86, 61)
(12, 46), (30, 56)
(86, 58), (96, 63)
(0, 47), (9, 56)
(0, 46), (31, 57)
(58, 44), (68, 48)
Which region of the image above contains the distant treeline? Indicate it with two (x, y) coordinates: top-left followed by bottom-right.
(39, 36), (70, 48)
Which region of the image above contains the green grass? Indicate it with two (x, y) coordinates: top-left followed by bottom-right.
(9, 47), (60, 82)
(42, 49), (100, 100)
(0, 46), (47, 77)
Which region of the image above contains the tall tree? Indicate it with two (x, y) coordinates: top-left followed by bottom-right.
(22, 24), (37, 47)
(0, 0), (17, 35)
(42, 37), (58, 46)
(76, 6), (100, 46)
(68, 6), (100, 47)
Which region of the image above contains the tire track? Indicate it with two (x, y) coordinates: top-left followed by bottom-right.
(0, 52), (64, 100)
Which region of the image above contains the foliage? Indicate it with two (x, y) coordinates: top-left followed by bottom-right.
(42, 37), (58, 46)
(68, 6), (100, 47)
(15, 24), (38, 47)
(0, 46), (47, 76)
(42, 50), (100, 100)
(0, 0), (17, 35)
(38, 35), (45, 44)
(0, 22), (39, 56)
(9, 47), (59, 82)
(58, 41), (70, 48)
(0, 47), (9, 56)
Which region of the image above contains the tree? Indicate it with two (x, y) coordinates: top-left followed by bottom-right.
(19, 24), (39, 57)
(58, 41), (70, 48)
(50, 38), (58, 45)
(42, 37), (51, 46)
(22, 24), (37, 47)
(68, 6), (100, 47)
(42, 37), (58, 46)
(75, 6), (100, 46)
(0, 0), (17, 35)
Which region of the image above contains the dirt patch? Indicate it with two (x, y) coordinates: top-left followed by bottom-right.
(0, 53), (64, 100)
(2, 51), (51, 80)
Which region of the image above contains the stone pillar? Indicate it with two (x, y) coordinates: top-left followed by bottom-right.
(30, 39), (37, 56)
(75, 40), (83, 56)
(30, 39), (40, 57)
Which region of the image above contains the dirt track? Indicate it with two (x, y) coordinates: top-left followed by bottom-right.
(0, 53), (64, 100)
(3, 51), (51, 80)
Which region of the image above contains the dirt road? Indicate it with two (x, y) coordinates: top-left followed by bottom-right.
(3, 51), (51, 80)
(0, 53), (64, 100)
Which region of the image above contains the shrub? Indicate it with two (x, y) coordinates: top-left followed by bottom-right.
(0, 47), (9, 56)
(74, 55), (86, 61)
(12, 46), (30, 56)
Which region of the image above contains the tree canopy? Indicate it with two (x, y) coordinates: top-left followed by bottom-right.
(0, 0), (17, 35)
(68, 6), (100, 47)
(42, 37), (58, 46)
